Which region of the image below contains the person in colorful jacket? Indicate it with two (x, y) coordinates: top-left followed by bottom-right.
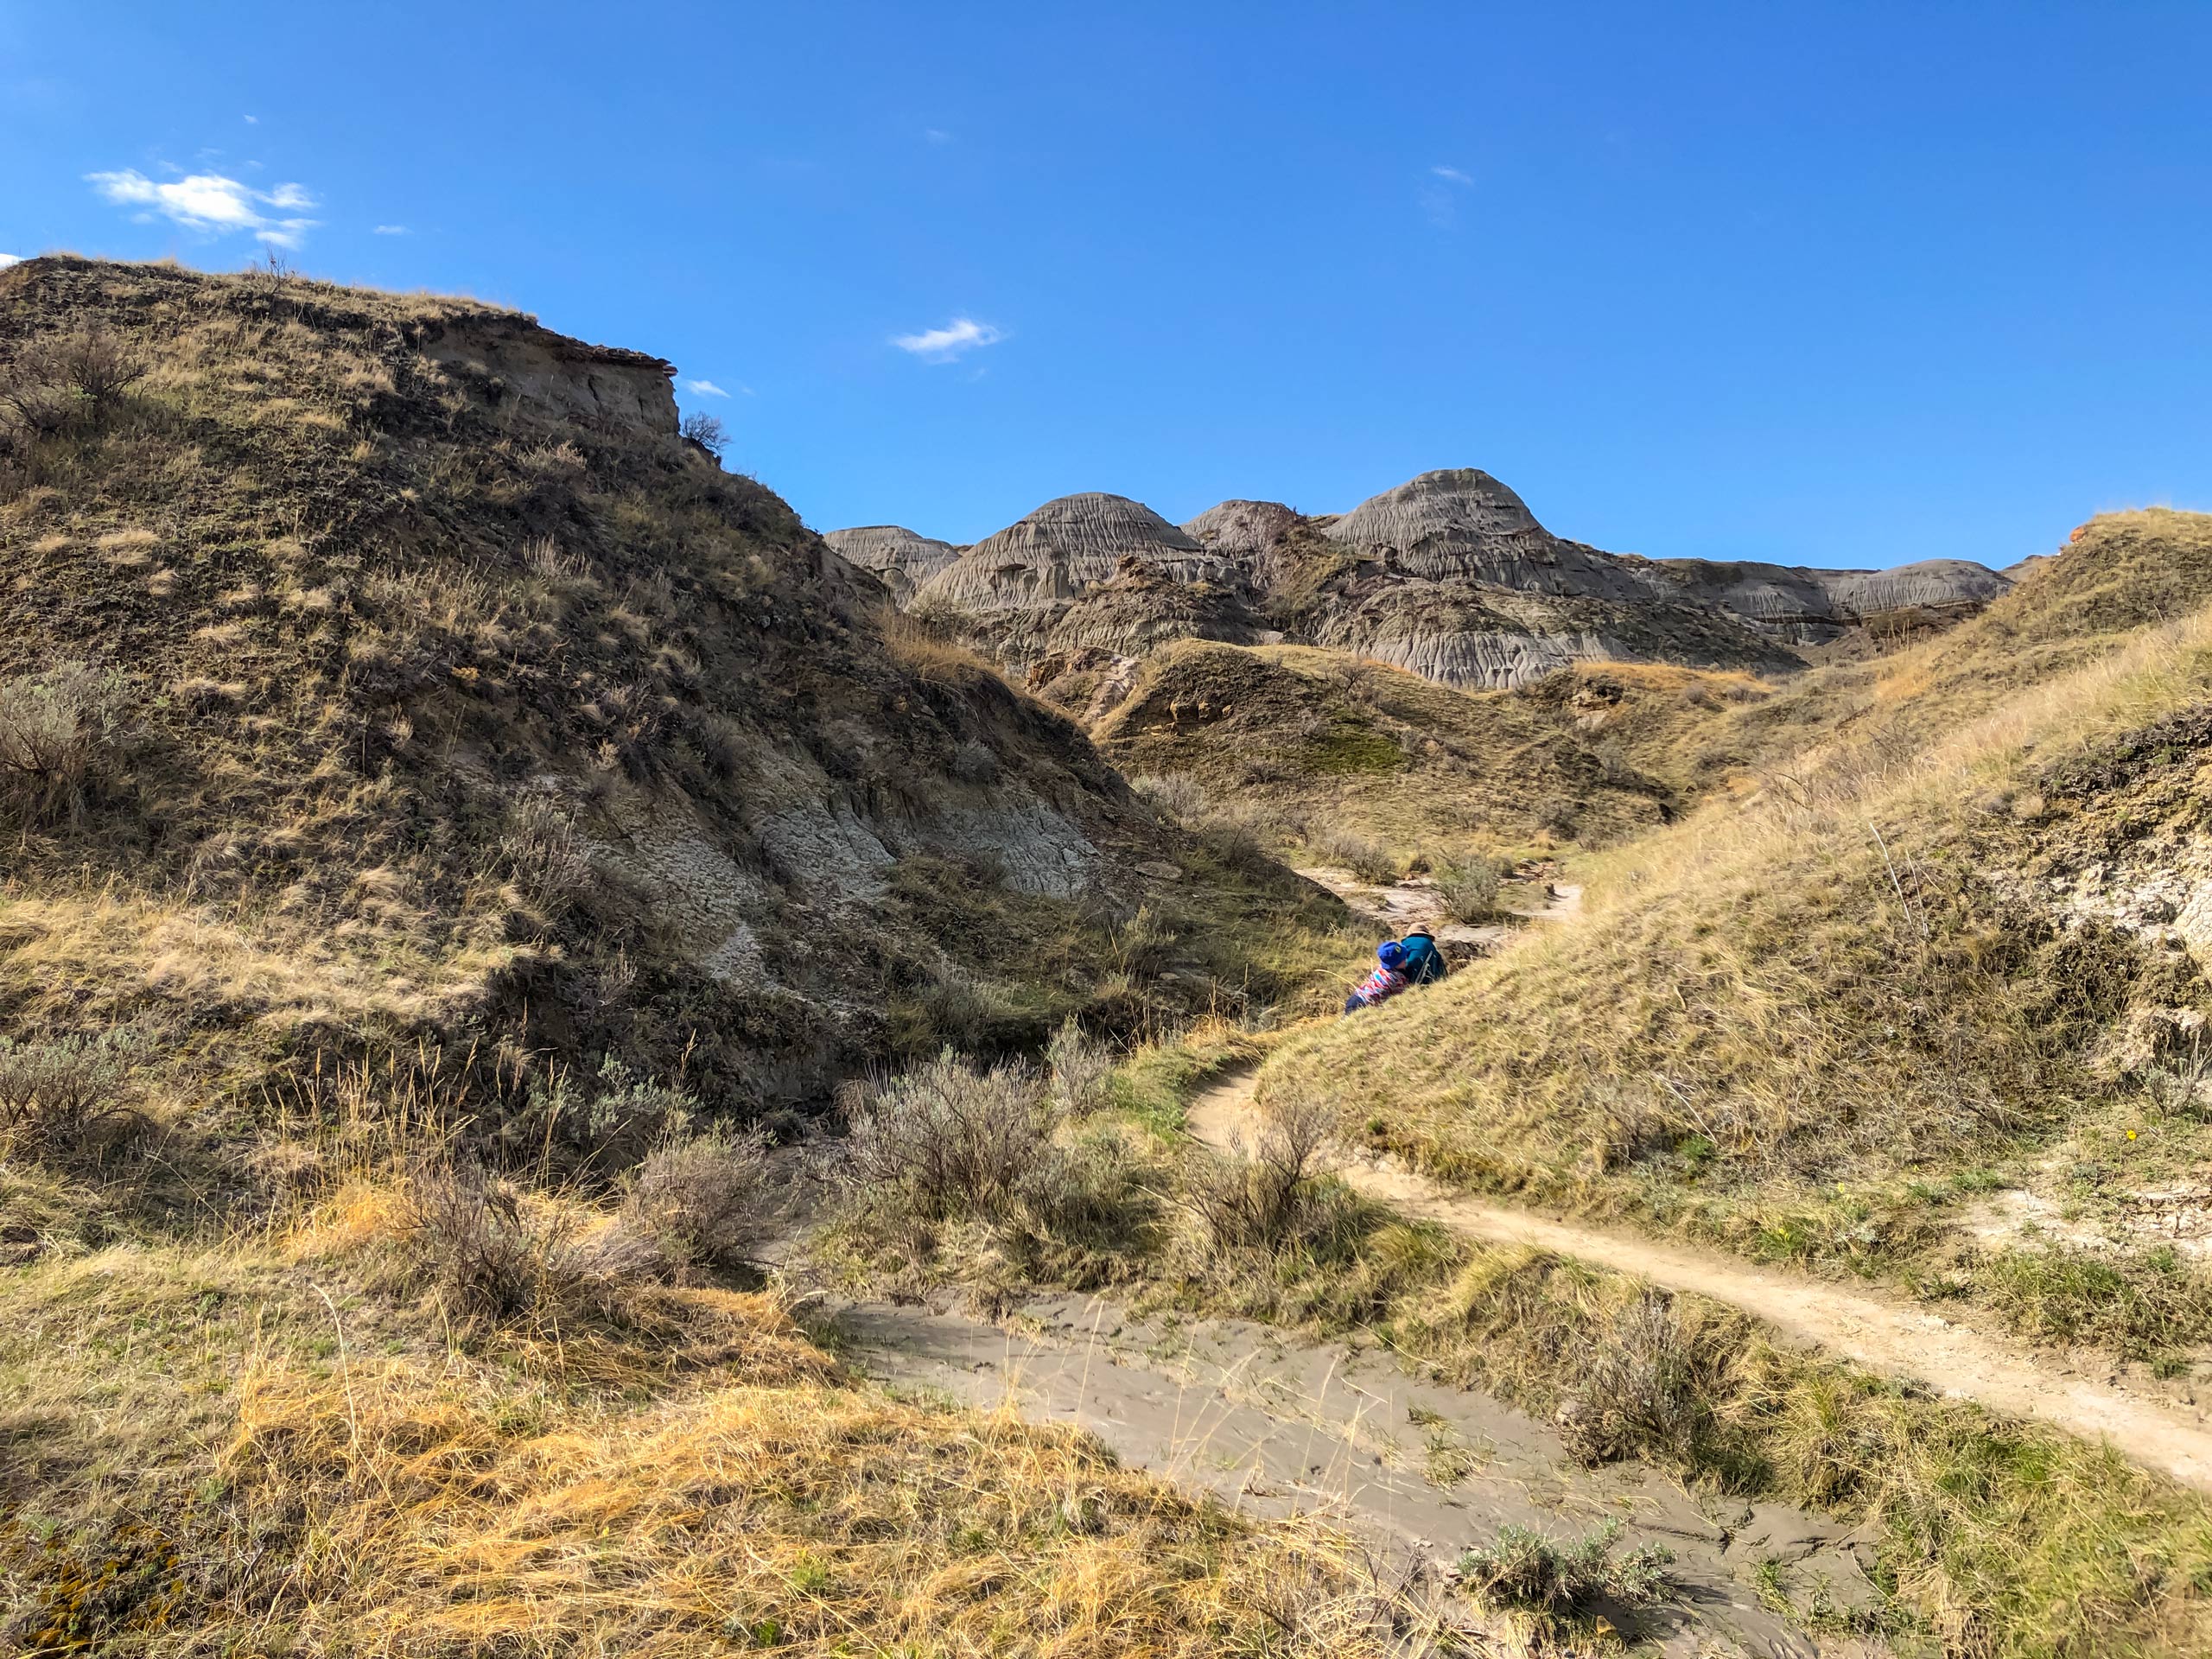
(1342, 939), (1409, 1014)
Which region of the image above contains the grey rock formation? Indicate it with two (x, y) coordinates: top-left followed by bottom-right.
(822, 524), (963, 603)
(912, 493), (1237, 615)
(888, 467), (2012, 691)
(1323, 468), (1649, 599)
(1640, 556), (2011, 633)
(1182, 499), (1300, 560)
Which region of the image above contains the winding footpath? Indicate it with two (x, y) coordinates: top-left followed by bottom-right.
(1206, 871), (2212, 1495)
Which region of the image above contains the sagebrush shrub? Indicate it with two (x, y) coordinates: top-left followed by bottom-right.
(1459, 1521), (1673, 1611)
(1183, 1087), (1336, 1251)
(1433, 856), (1500, 923)
(405, 1160), (543, 1318)
(1045, 1018), (1115, 1117)
(1554, 1290), (1710, 1466)
(1131, 772), (1208, 822)
(0, 663), (128, 826)
(846, 1052), (1052, 1223)
(0, 1028), (145, 1155)
(623, 1127), (771, 1270)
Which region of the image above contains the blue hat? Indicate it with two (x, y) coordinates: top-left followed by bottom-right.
(1377, 940), (1406, 969)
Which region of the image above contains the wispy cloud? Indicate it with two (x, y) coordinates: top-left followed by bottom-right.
(893, 317), (1003, 362)
(372, 224), (409, 235)
(244, 114), (258, 124)
(87, 168), (320, 247)
(1419, 165), (1473, 229)
(925, 127), (954, 144)
(685, 378), (731, 397)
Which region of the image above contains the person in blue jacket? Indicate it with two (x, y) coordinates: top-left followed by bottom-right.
(1397, 925), (1447, 986)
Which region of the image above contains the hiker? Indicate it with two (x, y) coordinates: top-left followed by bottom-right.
(1342, 940), (1409, 1014)
(1397, 924), (1447, 987)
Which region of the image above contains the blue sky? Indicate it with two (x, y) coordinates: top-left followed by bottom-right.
(5, 3), (2208, 569)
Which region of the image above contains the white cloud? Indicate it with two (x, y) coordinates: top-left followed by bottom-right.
(372, 224), (409, 235)
(87, 168), (320, 247)
(685, 378), (730, 397)
(925, 127), (954, 144)
(244, 114), (258, 124)
(0, 255), (21, 269)
(1431, 165), (1472, 185)
(893, 317), (1003, 362)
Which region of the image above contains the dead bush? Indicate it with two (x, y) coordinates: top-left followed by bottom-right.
(1433, 856), (1501, 923)
(1046, 1018), (1115, 1116)
(1183, 1086), (1337, 1251)
(0, 1029), (147, 1156)
(1553, 1290), (1711, 1466)
(622, 1127), (772, 1271)
(0, 662), (129, 826)
(845, 1052), (1053, 1223)
(0, 330), (145, 443)
(499, 792), (594, 914)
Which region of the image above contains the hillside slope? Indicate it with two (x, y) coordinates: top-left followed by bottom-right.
(0, 257), (1347, 1146)
(1268, 512), (2212, 1355)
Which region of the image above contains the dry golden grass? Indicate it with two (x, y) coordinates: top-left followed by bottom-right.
(0, 1162), (1427, 1658)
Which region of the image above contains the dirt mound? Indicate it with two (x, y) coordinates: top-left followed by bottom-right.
(0, 257), (1343, 1128)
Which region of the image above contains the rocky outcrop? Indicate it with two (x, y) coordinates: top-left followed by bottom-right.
(856, 467), (2012, 691)
(1639, 556), (2012, 638)
(1322, 469), (1649, 599)
(422, 323), (677, 437)
(912, 493), (1237, 615)
(822, 524), (963, 603)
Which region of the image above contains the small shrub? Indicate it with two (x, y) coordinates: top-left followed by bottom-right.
(405, 1160), (543, 1318)
(0, 1029), (146, 1155)
(1046, 1018), (1115, 1116)
(1132, 772), (1209, 822)
(846, 1052), (1053, 1223)
(1533, 797), (1579, 839)
(1459, 1521), (1674, 1612)
(499, 792), (594, 914)
(1433, 857), (1501, 923)
(623, 1127), (772, 1271)
(520, 1055), (697, 1174)
(1184, 1087), (1336, 1251)
(1553, 1290), (1710, 1466)
(0, 662), (129, 826)
(1306, 823), (1402, 885)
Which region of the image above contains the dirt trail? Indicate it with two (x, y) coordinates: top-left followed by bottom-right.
(1192, 1069), (2212, 1493)
(838, 1292), (1870, 1656)
(1295, 863), (1581, 951)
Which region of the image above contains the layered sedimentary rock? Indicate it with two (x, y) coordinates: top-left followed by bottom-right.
(912, 493), (1236, 615)
(822, 524), (963, 602)
(839, 467), (2012, 690)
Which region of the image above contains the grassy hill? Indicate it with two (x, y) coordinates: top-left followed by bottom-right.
(1088, 639), (1681, 864)
(1268, 511), (2212, 1353)
(0, 256), (1351, 1145)
(0, 258), (1393, 1656)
